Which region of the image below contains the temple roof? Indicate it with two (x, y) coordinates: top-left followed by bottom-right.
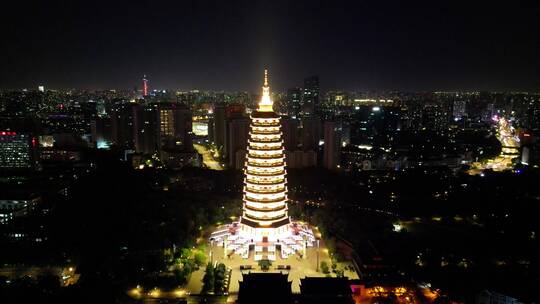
(238, 272), (292, 304)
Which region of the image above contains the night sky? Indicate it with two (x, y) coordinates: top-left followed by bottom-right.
(1, 1), (539, 92)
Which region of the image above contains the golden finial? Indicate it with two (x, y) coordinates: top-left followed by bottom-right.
(259, 69), (273, 112)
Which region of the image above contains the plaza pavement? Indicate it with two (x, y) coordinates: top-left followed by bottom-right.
(186, 240), (359, 295)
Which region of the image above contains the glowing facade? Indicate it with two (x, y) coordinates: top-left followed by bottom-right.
(240, 69), (290, 231)
(142, 75), (148, 96)
(211, 70), (315, 261)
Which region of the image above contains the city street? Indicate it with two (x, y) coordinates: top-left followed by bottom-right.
(468, 117), (520, 174)
(193, 143), (223, 170)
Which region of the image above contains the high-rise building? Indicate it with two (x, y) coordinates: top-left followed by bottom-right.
(0, 131), (39, 171)
(302, 75), (320, 115)
(210, 70), (315, 261)
(452, 100), (467, 121)
(157, 103), (193, 151)
(212, 103), (227, 155)
(285, 150), (317, 168)
(323, 121), (342, 170)
(287, 87), (302, 117)
(422, 103), (450, 131)
(524, 100), (540, 131)
(351, 106), (401, 147)
(142, 75), (149, 97)
(481, 103), (495, 123)
(133, 104), (158, 154)
(301, 115), (321, 151)
(281, 117), (299, 151)
(227, 117), (250, 169)
(91, 116), (112, 149)
(223, 104), (246, 162)
(110, 103), (135, 149)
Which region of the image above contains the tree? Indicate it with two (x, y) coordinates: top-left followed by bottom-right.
(201, 263), (214, 294)
(258, 259), (272, 271)
(180, 248), (192, 260)
(320, 261), (330, 274)
(214, 263), (227, 294)
(194, 251), (206, 268)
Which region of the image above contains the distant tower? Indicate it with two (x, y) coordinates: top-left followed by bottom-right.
(142, 75), (149, 96)
(302, 75), (319, 115)
(323, 121), (342, 170)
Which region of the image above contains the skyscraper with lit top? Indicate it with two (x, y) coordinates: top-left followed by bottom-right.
(142, 75), (149, 97)
(211, 70), (315, 261)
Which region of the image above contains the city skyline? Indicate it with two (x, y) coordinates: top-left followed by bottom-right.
(1, 2), (540, 303)
(1, 1), (540, 91)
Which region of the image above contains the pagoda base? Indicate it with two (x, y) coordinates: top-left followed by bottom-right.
(210, 217), (316, 261)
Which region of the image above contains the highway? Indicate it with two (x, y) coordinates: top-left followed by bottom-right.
(468, 117), (520, 174)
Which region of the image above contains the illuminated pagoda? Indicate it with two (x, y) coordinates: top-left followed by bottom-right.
(211, 70), (315, 261)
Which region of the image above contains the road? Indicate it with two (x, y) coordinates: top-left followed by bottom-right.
(468, 117), (520, 174)
(193, 143), (224, 170)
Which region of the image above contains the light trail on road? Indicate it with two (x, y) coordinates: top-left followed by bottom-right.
(468, 117), (520, 175)
(193, 143), (224, 170)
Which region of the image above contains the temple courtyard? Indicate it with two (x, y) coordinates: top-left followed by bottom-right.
(185, 233), (359, 295)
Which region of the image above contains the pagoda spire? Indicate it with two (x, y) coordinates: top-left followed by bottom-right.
(258, 69), (273, 112)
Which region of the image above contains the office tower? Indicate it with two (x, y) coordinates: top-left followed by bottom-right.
(133, 104), (158, 154)
(227, 117), (250, 169)
(110, 103), (135, 149)
(0, 131), (39, 171)
(285, 149), (317, 169)
(482, 103), (495, 122)
(323, 121), (342, 170)
(422, 104), (450, 131)
(287, 87), (302, 118)
(157, 103), (193, 151)
(212, 103), (227, 154)
(281, 117), (299, 151)
(452, 100), (467, 121)
(91, 116), (112, 149)
(302, 75), (319, 115)
(223, 104), (246, 162)
(301, 115), (321, 151)
(524, 100), (540, 131)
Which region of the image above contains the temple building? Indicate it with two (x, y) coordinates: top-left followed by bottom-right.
(211, 70), (315, 261)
